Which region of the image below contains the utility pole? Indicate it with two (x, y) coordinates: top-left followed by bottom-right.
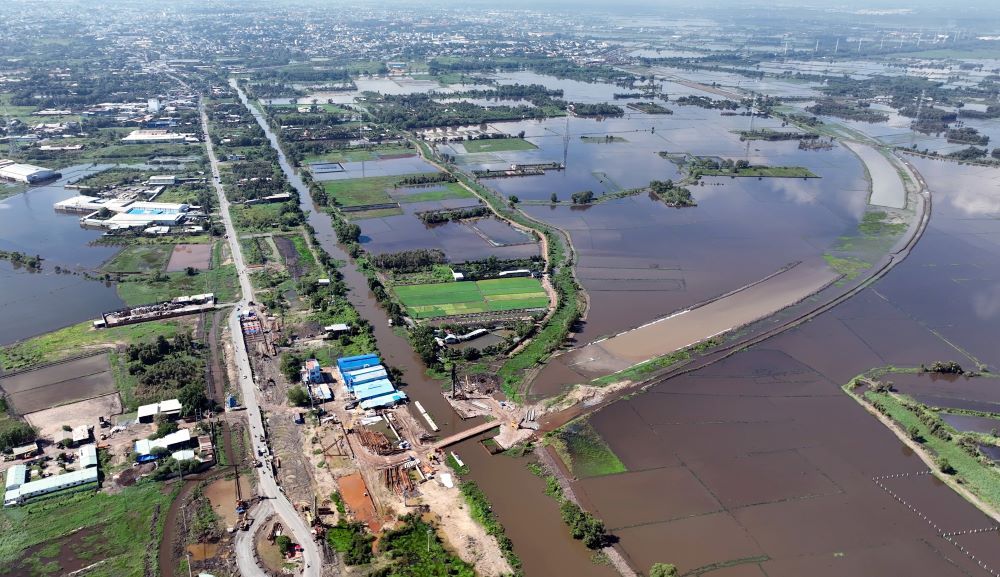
(181, 505), (194, 577)
(562, 114), (570, 169)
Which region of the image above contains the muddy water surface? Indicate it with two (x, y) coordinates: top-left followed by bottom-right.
(569, 158), (1000, 576)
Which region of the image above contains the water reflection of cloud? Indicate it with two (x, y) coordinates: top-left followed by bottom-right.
(972, 283), (1000, 320)
(942, 186), (1000, 218)
(771, 179), (819, 205)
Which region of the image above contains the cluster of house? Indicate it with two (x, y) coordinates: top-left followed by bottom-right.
(337, 354), (408, 410)
(4, 444), (99, 507)
(301, 359), (334, 402)
(133, 399), (213, 463)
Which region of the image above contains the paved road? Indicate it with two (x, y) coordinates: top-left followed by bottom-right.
(200, 100), (322, 577)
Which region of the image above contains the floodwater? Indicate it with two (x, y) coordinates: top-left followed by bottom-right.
(939, 413), (1000, 434)
(559, 153), (1000, 576)
(446, 109), (870, 344)
(357, 207), (540, 262)
(536, 261), (837, 392)
(310, 155), (438, 181)
(239, 69), (1000, 576)
(0, 164), (124, 346)
(843, 141), (906, 209)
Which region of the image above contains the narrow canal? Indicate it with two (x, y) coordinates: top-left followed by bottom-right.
(233, 82), (613, 576)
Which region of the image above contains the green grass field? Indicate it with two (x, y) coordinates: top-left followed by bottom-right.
(303, 143), (414, 164)
(393, 182), (474, 204)
(117, 265), (240, 305)
(695, 166), (818, 178)
(0, 321), (182, 371)
(394, 277), (548, 318)
(551, 419), (627, 478)
(463, 138), (538, 153)
(0, 482), (176, 577)
(230, 203), (284, 231)
(101, 245), (173, 274)
(322, 172), (441, 207)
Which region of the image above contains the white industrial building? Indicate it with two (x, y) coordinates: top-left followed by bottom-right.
(121, 129), (197, 144)
(134, 428), (192, 456)
(54, 195), (193, 230)
(4, 445), (100, 506)
(137, 398), (183, 423)
(0, 160), (58, 183)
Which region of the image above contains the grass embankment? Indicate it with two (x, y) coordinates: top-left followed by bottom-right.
(463, 138), (537, 153)
(0, 482), (177, 577)
(323, 172), (442, 207)
(0, 320), (181, 371)
(526, 460), (612, 550)
(856, 383), (1000, 509)
(459, 482), (522, 575)
(591, 349), (692, 387)
(695, 166), (818, 178)
(394, 277), (548, 319)
(547, 419), (626, 478)
(580, 136), (628, 143)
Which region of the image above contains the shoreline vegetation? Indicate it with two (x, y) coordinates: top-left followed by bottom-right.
(845, 367), (1000, 520)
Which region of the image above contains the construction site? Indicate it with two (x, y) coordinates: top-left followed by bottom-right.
(221, 295), (541, 574)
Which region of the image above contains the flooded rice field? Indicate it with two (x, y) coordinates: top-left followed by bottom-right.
(357, 206), (540, 262)
(548, 154), (1000, 576)
(310, 155), (438, 181)
(0, 164), (126, 345)
(449, 111), (872, 345)
(939, 413), (1000, 434)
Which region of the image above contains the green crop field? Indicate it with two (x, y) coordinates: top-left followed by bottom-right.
(393, 182), (474, 204)
(101, 245), (173, 274)
(394, 277), (548, 318)
(463, 138), (537, 153)
(322, 172), (441, 207)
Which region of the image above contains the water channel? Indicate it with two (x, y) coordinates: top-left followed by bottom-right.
(234, 82), (614, 576)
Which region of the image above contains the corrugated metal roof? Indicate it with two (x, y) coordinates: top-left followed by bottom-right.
(345, 367), (387, 388)
(171, 450), (196, 462)
(352, 379), (395, 401)
(4, 467), (98, 505)
(359, 391), (407, 410)
(78, 444), (98, 468)
(135, 429), (192, 455)
(5, 465), (26, 490)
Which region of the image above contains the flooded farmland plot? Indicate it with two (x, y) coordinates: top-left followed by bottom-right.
(356, 203), (540, 262)
(443, 105), (875, 347)
(547, 142), (1000, 577)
